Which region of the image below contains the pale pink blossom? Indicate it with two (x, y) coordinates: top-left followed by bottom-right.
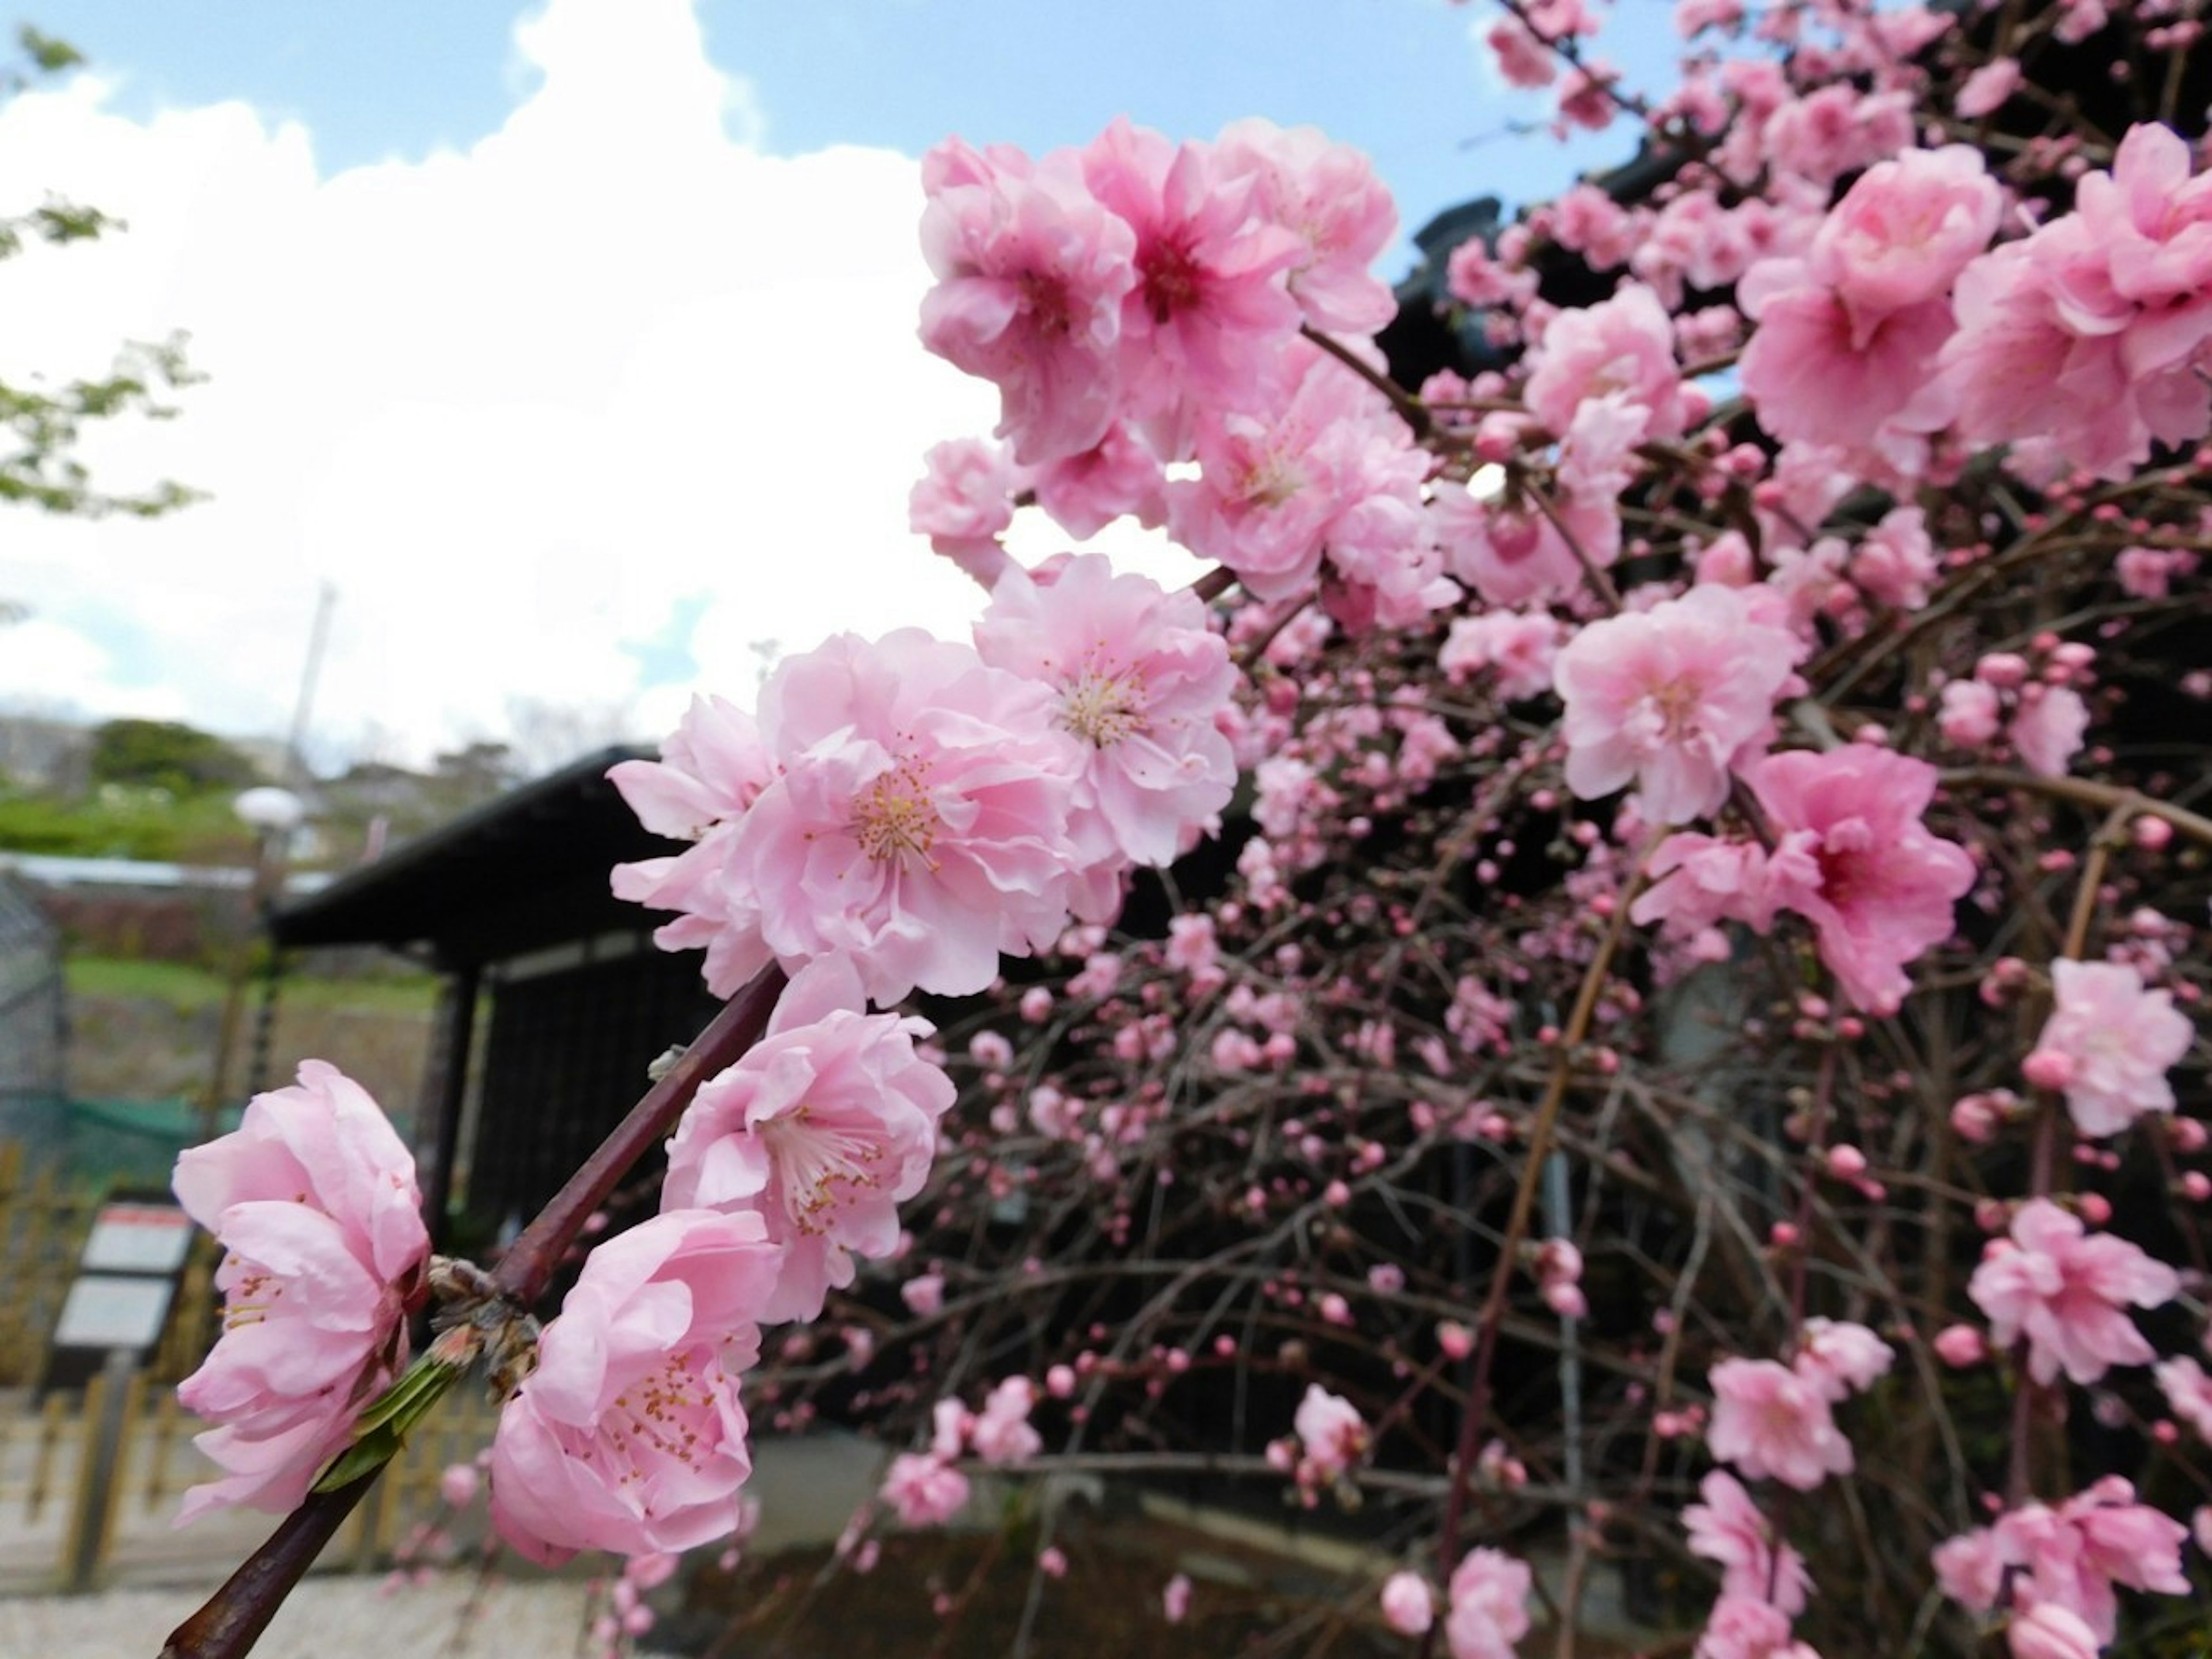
(1850, 505), (1938, 611)
(1029, 421), (1168, 539)
(1213, 118), (1397, 334)
(969, 1376), (1043, 1465)
(2006, 1603), (2099, 1659)
(1938, 680), (2003, 749)
(1683, 1471), (1811, 1615)
(2156, 1355), (2212, 1443)
(1524, 283), (1691, 442)
(1748, 747), (1977, 1014)
(1934, 1477), (2189, 1644)
(1695, 1596), (1820, 1659)
(2009, 685), (2089, 779)
(1967, 1198), (2179, 1385)
(1445, 1548), (1532, 1659)
(171, 1062), (430, 1522)
(1435, 486), (1621, 611)
(662, 958), (955, 1323)
(975, 554), (1239, 911)
(1956, 60), (2022, 119)
(919, 139), (1137, 465)
(880, 1452), (971, 1528)
(1795, 1319), (1895, 1399)
(1707, 1358), (1853, 1490)
(489, 1210), (785, 1565)
(618, 630), (1084, 1005)
(1810, 146), (2001, 323)
(1440, 610), (1562, 702)
(1163, 1573), (1193, 1623)
(1631, 832), (1785, 939)
(1293, 1384), (1368, 1480)
(2025, 959), (2194, 1137)
(1380, 1571), (1436, 1635)
(908, 437), (1024, 589)
(1555, 584), (1800, 824)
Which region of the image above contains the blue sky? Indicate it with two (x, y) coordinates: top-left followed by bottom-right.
(33, 1), (1669, 256)
(0, 1), (1679, 769)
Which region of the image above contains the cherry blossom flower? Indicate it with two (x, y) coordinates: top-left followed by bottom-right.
(1523, 282), (1691, 442)
(2009, 685), (2089, 779)
(1683, 1471), (1811, 1615)
(1163, 1573), (1193, 1623)
(661, 958), (954, 1323)
(489, 1209), (786, 1564)
(1380, 1571), (1435, 1635)
(2156, 1356), (2212, 1444)
(1707, 1358), (1853, 1490)
(617, 629), (1085, 1005)
(1445, 1549), (1532, 1659)
(974, 553), (1239, 914)
(1555, 583), (1800, 824)
(1213, 118), (1397, 335)
(969, 1376), (1043, 1465)
(2024, 959), (2194, 1137)
(1695, 1596), (1820, 1659)
(918, 138), (1137, 465)
(881, 1452), (971, 1528)
(1292, 1384), (1368, 1481)
(1934, 1477), (2189, 1644)
(2006, 1603), (2099, 1659)
(1794, 1319), (1894, 1399)
(1440, 610), (1563, 702)
(908, 437), (1024, 588)
(171, 1062), (430, 1522)
(1967, 1199), (2179, 1386)
(1748, 747), (1977, 1014)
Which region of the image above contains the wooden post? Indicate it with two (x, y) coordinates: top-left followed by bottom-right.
(64, 1351), (135, 1590)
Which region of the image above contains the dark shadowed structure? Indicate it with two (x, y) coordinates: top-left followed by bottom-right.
(268, 747), (718, 1247)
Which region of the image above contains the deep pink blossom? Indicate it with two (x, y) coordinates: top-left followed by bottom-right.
(918, 138), (1138, 465)
(1707, 1358), (1853, 1490)
(489, 1210), (785, 1565)
(1967, 1198), (2179, 1385)
(1555, 584), (1800, 824)
(1445, 1549), (1532, 1659)
(974, 554), (1239, 912)
(1683, 1471), (1811, 1615)
(2025, 959), (2194, 1137)
(1748, 747), (1977, 1014)
(662, 958), (954, 1322)
(617, 630), (1085, 1005)
(171, 1062), (430, 1522)
(1080, 118), (1305, 439)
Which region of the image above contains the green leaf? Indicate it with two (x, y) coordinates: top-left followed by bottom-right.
(310, 1357), (461, 1493)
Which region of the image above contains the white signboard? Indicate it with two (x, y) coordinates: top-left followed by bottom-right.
(80, 1203), (194, 1274)
(52, 1275), (176, 1351)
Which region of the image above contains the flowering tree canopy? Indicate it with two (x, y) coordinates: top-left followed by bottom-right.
(161, 4), (2212, 1658)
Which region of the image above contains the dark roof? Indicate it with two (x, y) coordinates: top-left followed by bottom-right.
(270, 745), (676, 967)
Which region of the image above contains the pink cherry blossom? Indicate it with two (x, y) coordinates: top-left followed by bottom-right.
(1938, 680), (2002, 749)
(1435, 484), (1621, 610)
(1080, 118), (1305, 439)
(908, 437), (1024, 589)
(2006, 1603), (2099, 1659)
(1934, 1477), (2188, 1645)
(881, 1452), (971, 1528)
(974, 554), (1239, 910)
(661, 957), (954, 1323)
(1440, 609), (1563, 702)
(1695, 1596), (1820, 1659)
(488, 1209), (786, 1565)
(1748, 747), (1977, 1014)
(1445, 1548), (1532, 1659)
(1522, 282), (1691, 442)
(918, 138), (1137, 465)
(1707, 1358), (1853, 1490)
(1213, 118), (1397, 335)
(171, 1061), (430, 1522)
(969, 1376), (1043, 1465)
(1292, 1384), (1368, 1480)
(1162, 1573), (1193, 1623)
(618, 629), (1085, 1005)
(1380, 1571), (1435, 1635)
(1809, 146), (2001, 323)
(2008, 683), (2090, 781)
(1683, 1471), (1812, 1615)
(1967, 1198), (2179, 1386)
(1794, 1319), (1894, 1399)
(2025, 959), (2194, 1137)
(1028, 420), (1168, 539)
(1555, 584), (1800, 824)
(2156, 1356), (2212, 1443)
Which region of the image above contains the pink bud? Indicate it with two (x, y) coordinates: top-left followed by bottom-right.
(1379, 1571), (1434, 1635)
(1932, 1324), (1986, 1368)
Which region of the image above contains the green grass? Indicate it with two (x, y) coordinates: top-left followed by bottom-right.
(65, 955), (441, 1014)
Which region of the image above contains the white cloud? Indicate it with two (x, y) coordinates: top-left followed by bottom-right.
(0, 0), (1184, 772)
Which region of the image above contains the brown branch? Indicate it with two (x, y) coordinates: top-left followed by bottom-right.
(160, 1473), (380, 1659)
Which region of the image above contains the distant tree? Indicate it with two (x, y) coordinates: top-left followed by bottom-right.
(1, 26), (199, 576)
(88, 718), (259, 794)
